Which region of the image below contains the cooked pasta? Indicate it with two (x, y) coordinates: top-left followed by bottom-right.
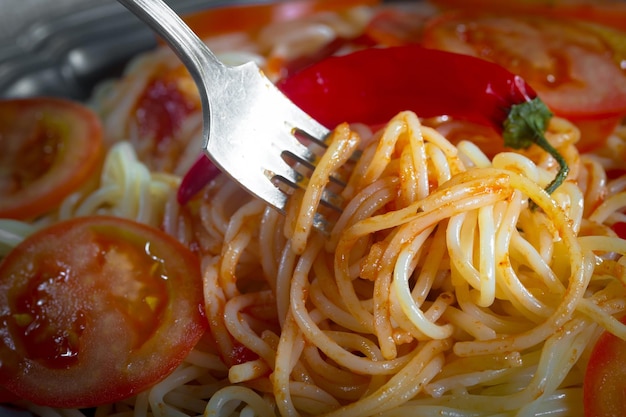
(2, 2), (626, 417)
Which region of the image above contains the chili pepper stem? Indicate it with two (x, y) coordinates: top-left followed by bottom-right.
(532, 131), (570, 195)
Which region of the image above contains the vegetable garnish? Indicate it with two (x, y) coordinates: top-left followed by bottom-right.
(277, 45), (568, 197)
(0, 98), (104, 220)
(0, 216), (207, 408)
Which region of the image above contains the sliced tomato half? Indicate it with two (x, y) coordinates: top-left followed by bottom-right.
(422, 11), (626, 151)
(0, 215), (207, 408)
(584, 316), (626, 417)
(0, 98), (104, 220)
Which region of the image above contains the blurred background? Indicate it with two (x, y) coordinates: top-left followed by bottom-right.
(0, 0), (101, 42)
(0, 0), (243, 98)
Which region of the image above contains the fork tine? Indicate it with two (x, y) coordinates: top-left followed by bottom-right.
(282, 104), (330, 145)
(279, 123), (352, 187)
(242, 164), (291, 213)
(271, 128), (345, 203)
(257, 149), (340, 234)
(275, 130), (319, 167)
(281, 148), (350, 187)
(273, 174), (345, 211)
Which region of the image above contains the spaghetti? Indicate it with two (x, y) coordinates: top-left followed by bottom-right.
(1, 2), (626, 416)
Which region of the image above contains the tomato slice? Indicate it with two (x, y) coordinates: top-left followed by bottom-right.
(181, 0), (381, 40)
(0, 216), (206, 408)
(0, 98), (104, 220)
(428, 0), (626, 33)
(422, 11), (626, 151)
(584, 315), (626, 417)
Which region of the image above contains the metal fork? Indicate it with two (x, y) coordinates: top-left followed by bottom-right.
(117, 0), (344, 231)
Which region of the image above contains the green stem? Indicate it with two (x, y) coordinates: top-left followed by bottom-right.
(532, 130), (570, 195)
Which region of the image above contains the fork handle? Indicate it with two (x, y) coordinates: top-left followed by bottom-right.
(116, 0), (225, 105)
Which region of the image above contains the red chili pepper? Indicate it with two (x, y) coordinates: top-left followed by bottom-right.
(277, 45), (534, 130)
(178, 45), (567, 204)
(176, 154), (221, 204)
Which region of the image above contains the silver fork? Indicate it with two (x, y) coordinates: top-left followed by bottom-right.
(117, 0), (344, 231)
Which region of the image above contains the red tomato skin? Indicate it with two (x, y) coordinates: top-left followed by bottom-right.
(0, 216), (207, 408)
(0, 98), (104, 220)
(583, 316), (626, 417)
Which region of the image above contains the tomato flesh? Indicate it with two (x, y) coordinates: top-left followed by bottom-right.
(0, 216), (206, 408)
(0, 98), (103, 220)
(584, 316), (626, 417)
